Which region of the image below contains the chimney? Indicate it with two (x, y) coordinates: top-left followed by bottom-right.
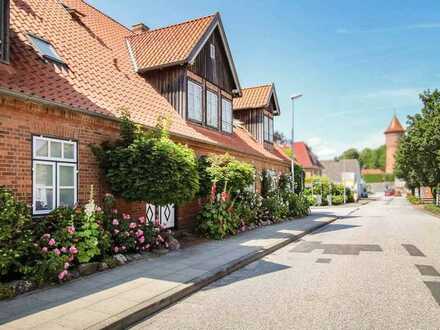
(131, 23), (150, 34)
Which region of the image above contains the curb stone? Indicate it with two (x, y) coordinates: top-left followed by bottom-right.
(87, 209), (359, 330)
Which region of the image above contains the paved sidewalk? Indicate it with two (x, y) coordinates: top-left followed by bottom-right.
(0, 207), (356, 330)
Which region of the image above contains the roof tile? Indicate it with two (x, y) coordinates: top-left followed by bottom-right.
(233, 84), (272, 110)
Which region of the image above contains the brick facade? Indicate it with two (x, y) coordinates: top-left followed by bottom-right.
(0, 94), (289, 230)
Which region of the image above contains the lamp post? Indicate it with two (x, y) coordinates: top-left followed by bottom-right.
(290, 94), (303, 192)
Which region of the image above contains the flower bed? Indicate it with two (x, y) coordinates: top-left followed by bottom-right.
(0, 187), (177, 300)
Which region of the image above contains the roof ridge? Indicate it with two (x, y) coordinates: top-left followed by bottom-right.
(77, 0), (132, 33)
(241, 83), (273, 90)
(131, 13), (217, 37)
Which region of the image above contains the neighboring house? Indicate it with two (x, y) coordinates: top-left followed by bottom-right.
(233, 84), (280, 151)
(292, 142), (323, 177)
(321, 159), (362, 200)
(0, 0), (290, 229)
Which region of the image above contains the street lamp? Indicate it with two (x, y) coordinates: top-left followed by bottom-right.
(290, 94), (303, 192)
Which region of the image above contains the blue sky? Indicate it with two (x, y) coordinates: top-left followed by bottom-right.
(89, 0), (440, 159)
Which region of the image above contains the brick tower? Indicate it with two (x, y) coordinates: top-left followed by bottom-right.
(384, 115), (405, 173)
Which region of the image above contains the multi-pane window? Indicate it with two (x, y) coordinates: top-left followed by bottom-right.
(28, 34), (65, 64)
(206, 90), (218, 128)
(32, 136), (77, 215)
(0, 0), (9, 62)
(264, 115), (274, 143)
(188, 80), (202, 122)
(221, 98), (233, 133)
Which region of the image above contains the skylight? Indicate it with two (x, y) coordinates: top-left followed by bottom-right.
(28, 34), (65, 64)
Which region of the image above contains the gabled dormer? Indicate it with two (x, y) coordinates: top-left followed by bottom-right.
(0, 0), (10, 63)
(233, 83), (281, 149)
(126, 13), (241, 134)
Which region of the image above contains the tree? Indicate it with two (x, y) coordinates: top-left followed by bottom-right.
(339, 148), (360, 161)
(395, 89), (440, 198)
(359, 145), (386, 169)
(273, 131), (287, 144)
(92, 116), (199, 206)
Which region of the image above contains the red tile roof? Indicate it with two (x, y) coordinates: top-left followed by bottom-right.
(0, 0), (288, 165)
(233, 84), (273, 110)
(385, 115), (405, 134)
(127, 14), (216, 71)
(292, 142), (322, 169)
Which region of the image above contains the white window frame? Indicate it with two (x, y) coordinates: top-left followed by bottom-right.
(264, 115), (269, 142)
(32, 136), (78, 215)
(221, 98), (233, 133)
(187, 79), (203, 122)
(57, 163), (78, 209)
(32, 160), (56, 215)
(28, 33), (65, 65)
(206, 89), (218, 128)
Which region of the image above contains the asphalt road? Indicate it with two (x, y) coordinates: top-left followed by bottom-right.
(132, 197), (440, 329)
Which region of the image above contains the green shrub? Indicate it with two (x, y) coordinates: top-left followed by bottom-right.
(235, 191), (263, 225)
(259, 192), (289, 223)
(363, 173), (395, 183)
(198, 154), (255, 198)
(283, 192), (310, 217)
(92, 116), (199, 206)
(305, 194), (317, 206)
(424, 204), (440, 215)
(332, 195), (344, 205)
(0, 188), (34, 282)
(407, 195), (421, 205)
(196, 199), (239, 240)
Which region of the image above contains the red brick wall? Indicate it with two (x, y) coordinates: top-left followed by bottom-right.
(0, 95), (290, 230)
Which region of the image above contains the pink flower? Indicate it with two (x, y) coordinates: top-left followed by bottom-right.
(58, 270), (68, 281)
(67, 226), (76, 235)
(129, 222), (137, 229)
(157, 235), (164, 243)
(210, 183), (217, 202)
(221, 191), (229, 202)
(138, 236), (145, 244)
(122, 213), (131, 220)
(41, 247), (48, 253)
(69, 246), (78, 255)
(48, 239), (56, 246)
(113, 246), (119, 253)
(112, 219), (119, 226)
(105, 193), (113, 197)
(112, 208), (118, 214)
(68, 255), (74, 262)
(138, 216), (146, 224)
(114, 229), (120, 234)
(42, 233), (51, 240)
(121, 246), (126, 251)
(96, 206), (102, 212)
(54, 248), (61, 256)
(61, 247), (67, 253)
(64, 262), (70, 270)
(136, 229), (144, 237)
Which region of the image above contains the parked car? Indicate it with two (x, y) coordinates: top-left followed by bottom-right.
(385, 189), (395, 197)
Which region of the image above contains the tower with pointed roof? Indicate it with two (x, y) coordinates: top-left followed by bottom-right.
(384, 115), (405, 173)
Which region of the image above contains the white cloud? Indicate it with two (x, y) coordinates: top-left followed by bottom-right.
(306, 137), (338, 159)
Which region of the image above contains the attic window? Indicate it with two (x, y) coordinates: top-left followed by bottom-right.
(0, 0), (9, 63)
(28, 34), (65, 64)
(210, 44), (215, 60)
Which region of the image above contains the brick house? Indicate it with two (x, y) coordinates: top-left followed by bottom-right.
(292, 142), (323, 178)
(0, 0), (290, 229)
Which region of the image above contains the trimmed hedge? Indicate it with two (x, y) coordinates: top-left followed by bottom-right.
(363, 173), (395, 183)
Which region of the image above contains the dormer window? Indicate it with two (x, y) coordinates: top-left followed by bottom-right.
(0, 0), (9, 63)
(264, 115), (273, 143)
(222, 98), (233, 133)
(28, 34), (66, 65)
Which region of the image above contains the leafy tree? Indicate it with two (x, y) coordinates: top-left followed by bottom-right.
(395, 89), (440, 197)
(273, 131), (287, 144)
(92, 116), (199, 206)
(338, 148), (360, 161)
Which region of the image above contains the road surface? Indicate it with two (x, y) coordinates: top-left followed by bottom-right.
(132, 197), (440, 329)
